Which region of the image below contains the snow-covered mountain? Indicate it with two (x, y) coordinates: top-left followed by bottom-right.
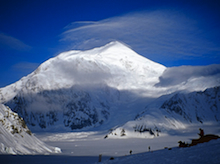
(106, 86), (220, 138)
(0, 103), (61, 154)
(0, 41), (166, 131)
(0, 41), (219, 132)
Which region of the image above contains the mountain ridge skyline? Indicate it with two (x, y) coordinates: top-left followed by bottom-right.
(1, 0), (220, 87)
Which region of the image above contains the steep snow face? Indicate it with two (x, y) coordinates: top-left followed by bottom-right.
(106, 86), (220, 139)
(0, 41), (166, 131)
(0, 104), (61, 154)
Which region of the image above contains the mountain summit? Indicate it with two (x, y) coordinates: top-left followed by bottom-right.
(28, 41), (166, 91)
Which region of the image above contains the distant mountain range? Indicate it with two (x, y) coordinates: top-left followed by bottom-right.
(0, 41), (219, 134)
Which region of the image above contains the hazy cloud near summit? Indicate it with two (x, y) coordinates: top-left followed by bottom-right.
(155, 64), (220, 87)
(0, 33), (31, 51)
(60, 10), (220, 65)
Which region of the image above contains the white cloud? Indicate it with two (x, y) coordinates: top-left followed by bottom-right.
(0, 33), (31, 51)
(60, 10), (220, 64)
(155, 64), (220, 87)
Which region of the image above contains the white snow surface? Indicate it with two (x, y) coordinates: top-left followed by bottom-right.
(1, 138), (220, 164)
(100, 139), (220, 164)
(0, 104), (61, 155)
(13, 124), (217, 164)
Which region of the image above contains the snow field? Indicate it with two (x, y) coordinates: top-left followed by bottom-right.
(99, 139), (220, 164)
(1, 138), (220, 164)
(2, 124), (214, 164)
(37, 123), (220, 157)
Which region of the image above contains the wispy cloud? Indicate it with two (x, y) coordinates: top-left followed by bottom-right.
(60, 10), (220, 65)
(0, 32), (31, 51)
(155, 64), (220, 87)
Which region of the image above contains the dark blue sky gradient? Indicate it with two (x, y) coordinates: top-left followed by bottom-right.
(0, 0), (220, 87)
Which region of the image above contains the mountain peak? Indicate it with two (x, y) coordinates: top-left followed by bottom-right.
(0, 41), (167, 101)
(31, 41), (166, 89)
(96, 40), (132, 52)
(57, 41), (157, 62)
(57, 41), (126, 58)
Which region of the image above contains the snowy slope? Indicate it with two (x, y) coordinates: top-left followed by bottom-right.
(0, 41), (219, 132)
(106, 86), (220, 139)
(0, 104), (61, 154)
(100, 139), (220, 164)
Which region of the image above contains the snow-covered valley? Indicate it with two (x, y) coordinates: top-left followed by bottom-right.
(1, 124), (220, 164)
(37, 124), (220, 157)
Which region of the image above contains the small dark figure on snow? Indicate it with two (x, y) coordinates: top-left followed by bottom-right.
(178, 141), (188, 147)
(148, 146), (151, 152)
(130, 150), (132, 155)
(198, 128), (204, 138)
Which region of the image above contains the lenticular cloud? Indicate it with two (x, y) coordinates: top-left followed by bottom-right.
(60, 10), (220, 64)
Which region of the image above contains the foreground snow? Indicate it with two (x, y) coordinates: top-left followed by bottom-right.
(100, 139), (220, 164)
(1, 125), (220, 164)
(37, 124), (220, 157)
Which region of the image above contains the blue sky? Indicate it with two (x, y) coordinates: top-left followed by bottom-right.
(0, 0), (220, 87)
